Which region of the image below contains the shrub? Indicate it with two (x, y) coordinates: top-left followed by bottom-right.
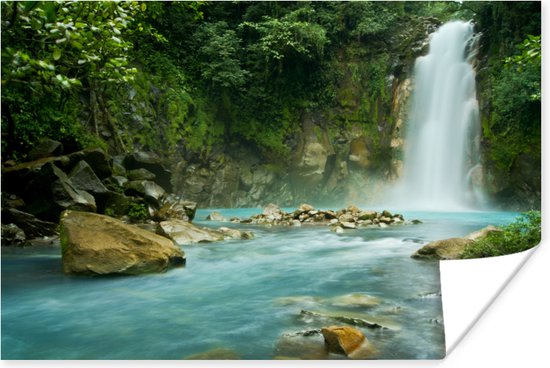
(461, 211), (541, 259)
(127, 203), (149, 222)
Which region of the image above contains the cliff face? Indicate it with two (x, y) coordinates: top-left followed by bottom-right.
(170, 19), (438, 208)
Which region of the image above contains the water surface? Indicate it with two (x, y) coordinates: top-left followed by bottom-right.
(1, 209), (517, 359)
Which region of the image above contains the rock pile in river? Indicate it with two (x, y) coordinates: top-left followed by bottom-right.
(239, 203), (407, 230)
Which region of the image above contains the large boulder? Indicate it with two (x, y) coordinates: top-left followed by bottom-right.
(127, 168), (156, 181)
(412, 225), (502, 260)
(99, 191), (133, 217)
(411, 238), (474, 260)
(1, 223), (26, 246)
(1, 158), (68, 200)
(156, 220), (224, 244)
(321, 326), (365, 356)
(152, 198), (196, 222)
(464, 225), (502, 240)
(60, 210), (185, 275)
(1, 208), (58, 238)
(28, 138), (63, 161)
(124, 180), (166, 209)
(51, 165), (97, 214)
(262, 203), (284, 221)
(122, 151), (172, 192)
(68, 160), (109, 195)
(66, 148), (112, 179)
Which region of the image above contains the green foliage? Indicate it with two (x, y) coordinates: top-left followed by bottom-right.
(127, 202), (148, 222)
(483, 34), (541, 175)
(462, 211), (541, 259)
(504, 35), (541, 100)
(241, 6), (328, 76)
(0, 0), (540, 190)
(194, 21), (248, 89)
(103, 208), (116, 218)
(1, 1), (153, 158)
(1, 1), (141, 90)
(342, 1), (397, 40)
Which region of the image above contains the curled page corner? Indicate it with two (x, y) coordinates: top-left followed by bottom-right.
(440, 245), (539, 355)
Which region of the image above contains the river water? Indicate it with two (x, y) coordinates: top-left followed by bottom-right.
(1, 209), (517, 359)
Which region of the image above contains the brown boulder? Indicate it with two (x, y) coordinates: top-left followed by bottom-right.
(412, 226), (502, 260)
(411, 238), (474, 260)
(321, 326), (365, 356)
(60, 210), (185, 275)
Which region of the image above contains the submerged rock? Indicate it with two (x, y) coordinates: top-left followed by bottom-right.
(274, 329), (328, 360)
(329, 293), (381, 308)
(330, 226), (344, 234)
(300, 310), (395, 330)
(321, 326), (365, 356)
(184, 348), (240, 360)
(340, 221), (356, 229)
(157, 220), (224, 244)
(206, 211), (225, 221)
(60, 210), (185, 275)
(218, 227), (254, 240)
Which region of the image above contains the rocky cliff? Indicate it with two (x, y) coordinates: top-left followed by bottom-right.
(170, 18), (439, 208)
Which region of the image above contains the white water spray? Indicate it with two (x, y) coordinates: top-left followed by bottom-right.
(394, 21), (485, 211)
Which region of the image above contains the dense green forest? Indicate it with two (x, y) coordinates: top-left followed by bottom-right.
(1, 1), (541, 208)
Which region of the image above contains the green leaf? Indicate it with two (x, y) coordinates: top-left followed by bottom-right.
(71, 41), (83, 49)
(52, 48), (61, 61)
(141, 3), (147, 12)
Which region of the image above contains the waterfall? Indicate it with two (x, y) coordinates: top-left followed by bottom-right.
(395, 20), (485, 211)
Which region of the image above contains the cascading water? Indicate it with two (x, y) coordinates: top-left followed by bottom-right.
(395, 20), (485, 211)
